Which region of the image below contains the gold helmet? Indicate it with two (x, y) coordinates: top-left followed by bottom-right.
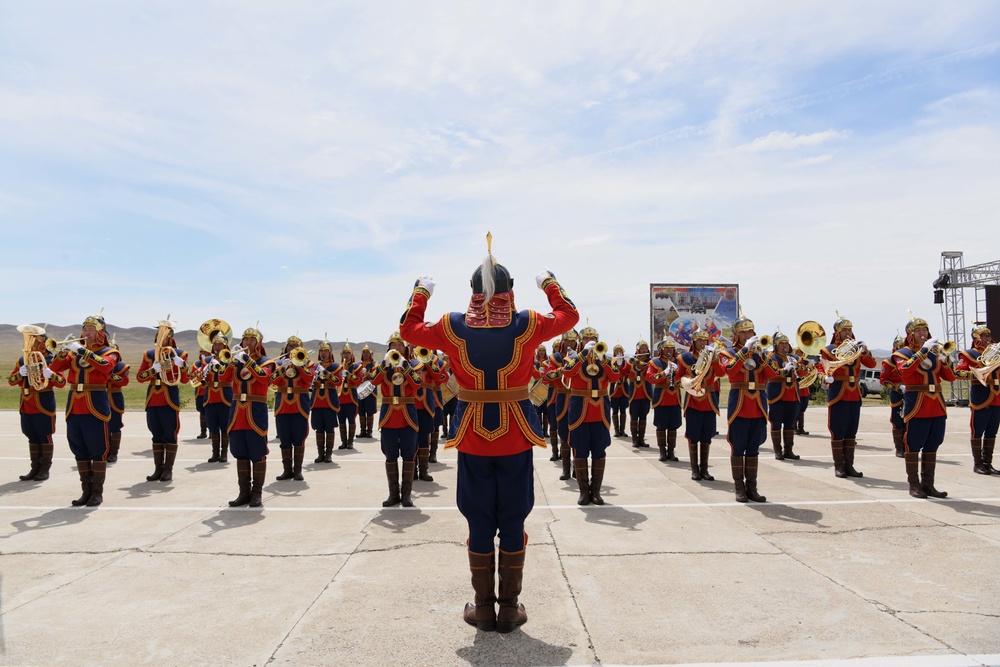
(733, 308), (754, 333)
(341, 341), (353, 354)
(972, 323), (991, 340)
(242, 326), (263, 342)
(692, 330), (709, 342)
(655, 338), (675, 352)
(833, 310), (853, 332)
(635, 338), (649, 352)
(773, 329), (789, 344)
(83, 308), (106, 331)
(580, 322), (599, 339)
(387, 330), (403, 345)
(562, 329), (579, 342)
(362, 343), (371, 353)
(905, 312), (928, 334)
(286, 335), (302, 348)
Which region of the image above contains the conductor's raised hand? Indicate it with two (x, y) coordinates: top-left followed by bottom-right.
(535, 270), (556, 289)
(415, 275), (435, 296)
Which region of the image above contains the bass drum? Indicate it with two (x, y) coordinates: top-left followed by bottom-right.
(356, 380), (376, 399)
(528, 379), (548, 407)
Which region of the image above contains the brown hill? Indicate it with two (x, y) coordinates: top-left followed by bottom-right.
(0, 324), (386, 368)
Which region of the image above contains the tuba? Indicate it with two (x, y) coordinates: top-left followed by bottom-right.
(17, 324), (49, 391)
(197, 318), (231, 353)
(154, 318), (183, 386)
(796, 321), (827, 357)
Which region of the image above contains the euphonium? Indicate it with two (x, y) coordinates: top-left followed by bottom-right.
(821, 338), (865, 375)
(154, 319), (182, 386)
(972, 343), (1000, 386)
(17, 325), (49, 391)
(680, 346), (715, 399)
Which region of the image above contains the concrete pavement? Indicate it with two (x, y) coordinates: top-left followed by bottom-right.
(0, 407), (998, 666)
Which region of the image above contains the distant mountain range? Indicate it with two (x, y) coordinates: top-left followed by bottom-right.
(0, 323), (387, 365)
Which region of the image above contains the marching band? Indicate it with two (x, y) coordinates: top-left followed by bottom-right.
(8, 308), (1000, 514)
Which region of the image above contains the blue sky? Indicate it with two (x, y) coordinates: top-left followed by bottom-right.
(1, 2), (998, 349)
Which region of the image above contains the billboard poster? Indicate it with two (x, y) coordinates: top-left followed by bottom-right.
(650, 284), (740, 348)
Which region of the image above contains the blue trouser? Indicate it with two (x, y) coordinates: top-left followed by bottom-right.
(229, 429), (268, 461)
(828, 401), (861, 440)
(146, 406), (179, 444)
(205, 403), (230, 434)
(971, 406), (1000, 439)
(727, 416), (767, 457)
(798, 395), (809, 415)
(629, 398), (650, 420)
(684, 408), (716, 444)
(768, 400), (799, 431)
(556, 395), (569, 443)
(276, 413), (309, 449)
(904, 416), (947, 453)
(381, 426), (418, 462)
(458, 450), (534, 553)
(195, 393), (206, 413)
(109, 410), (123, 434)
(339, 403), (357, 424)
(610, 395), (628, 414)
(21, 413), (55, 444)
(653, 404), (682, 431)
(311, 407), (339, 432)
(418, 411), (434, 449)
(66, 414), (109, 461)
(358, 395), (378, 417)
(570, 421), (610, 459)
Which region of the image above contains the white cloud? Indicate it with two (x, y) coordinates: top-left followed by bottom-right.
(740, 131), (849, 153)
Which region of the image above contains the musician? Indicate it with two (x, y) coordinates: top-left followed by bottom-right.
(9, 325), (65, 482)
(609, 344), (630, 438)
(337, 343), (362, 449)
(201, 333), (234, 463)
(106, 336), (129, 463)
(765, 330), (802, 461)
(193, 349), (209, 440)
(532, 345), (551, 439)
(540, 340), (563, 460)
(49, 313), (116, 506)
(399, 241), (578, 633)
(894, 315), (963, 498)
(627, 340), (653, 448)
(270, 335), (315, 481)
(357, 344), (377, 440)
(226, 326), (270, 507)
(647, 338), (682, 463)
(677, 331), (726, 481)
(136, 320), (189, 483)
(430, 353), (451, 462)
(565, 333), (621, 505)
(370, 331), (421, 507)
(719, 312), (781, 503)
(821, 313), (876, 478)
(880, 335), (907, 458)
(414, 346), (449, 482)
(793, 348), (812, 436)
(956, 324), (1000, 475)
(555, 330), (579, 478)
(311, 338), (343, 463)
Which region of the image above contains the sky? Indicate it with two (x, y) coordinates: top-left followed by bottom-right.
(1, 1), (999, 350)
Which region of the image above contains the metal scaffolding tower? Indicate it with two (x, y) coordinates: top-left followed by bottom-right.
(934, 252), (1000, 404)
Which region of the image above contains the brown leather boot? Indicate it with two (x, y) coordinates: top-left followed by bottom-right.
(771, 429), (784, 460)
(107, 432), (121, 463)
(843, 438), (863, 477)
(744, 456), (766, 502)
(666, 430), (679, 461)
(699, 442), (714, 481)
(338, 423), (349, 450)
(590, 457), (606, 505)
(160, 443), (178, 482)
(198, 413), (208, 439)
(19, 443), (40, 481)
(782, 429), (800, 460)
(146, 444), (164, 481)
(323, 432), (334, 463)
(905, 451), (927, 498)
(731, 456), (747, 503)
(636, 418), (650, 448)
(220, 433), (229, 462)
(656, 430), (668, 462)
(630, 418), (639, 447)
(401, 461), (415, 507)
(549, 428), (560, 460)
(971, 438), (989, 474)
(228, 460), (252, 506)
(71, 460), (93, 506)
(575, 459), (590, 505)
(985, 437), (998, 474)
(275, 448), (294, 480)
(496, 548), (528, 633)
(619, 413), (628, 438)
(429, 433), (439, 463)
(463, 550), (497, 631)
(292, 444), (305, 481)
(831, 440), (846, 478)
(35, 443), (53, 481)
(795, 412), (809, 435)
(314, 431), (326, 463)
(347, 422), (356, 449)
(417, 447), (434, 482)
(892, 428), (905, 458)
(559, 441), (572, 480)
(86, 461), (106, 506)
(249, 460), (266, 507)
(209, 433), (222, 463)
(382, 461), (400, 507)
(688, 442), (701, 480)
(921, 451), (947, 498)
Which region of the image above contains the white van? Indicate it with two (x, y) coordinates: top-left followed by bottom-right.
(860, 368), (883, 398)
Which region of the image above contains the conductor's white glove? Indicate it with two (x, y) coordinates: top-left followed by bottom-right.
(18, 365), (28, 377)
(415, 276), (435, 296)
(536, 270), (556, 289)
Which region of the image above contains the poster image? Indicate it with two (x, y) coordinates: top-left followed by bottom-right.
(650, 284), (740, 348)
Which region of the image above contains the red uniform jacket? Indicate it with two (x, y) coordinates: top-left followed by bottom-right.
(370, 361), (421, 430)
(893, 347), (959, 420)
(49, 347), (115, 420)
(271, 361), (316, 417)
(8, 355), (66, 415)
(677, 350), (725, 415)
(821, 345), (876, 404)
(719, 346), (780, 422)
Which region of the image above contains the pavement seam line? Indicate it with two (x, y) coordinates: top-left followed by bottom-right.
(0, 550), (132, 617)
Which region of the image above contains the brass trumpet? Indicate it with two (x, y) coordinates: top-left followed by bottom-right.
(45, 336), (86, 355)
(414, 346), (435, 366)
(929, 340), (958, 357)
(585, 341), (608, 375)
(386, 349), (407, 385)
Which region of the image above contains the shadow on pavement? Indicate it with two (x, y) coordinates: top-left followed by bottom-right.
(0, 480), (44, 496)
(200, 508), (266, 535)
(3, 507), (98, 537)
(265, 480), (310, 498)
(581, 505), (647, 531)
(849, 475), (910, 491)
(184, 461), (228, 474)
(456, 627), (573, 666)
(369, 508), (431, 534)
(119, 480), (175, 500)
(749, 503), (825, 526)
(938, 499), (1000, 519)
